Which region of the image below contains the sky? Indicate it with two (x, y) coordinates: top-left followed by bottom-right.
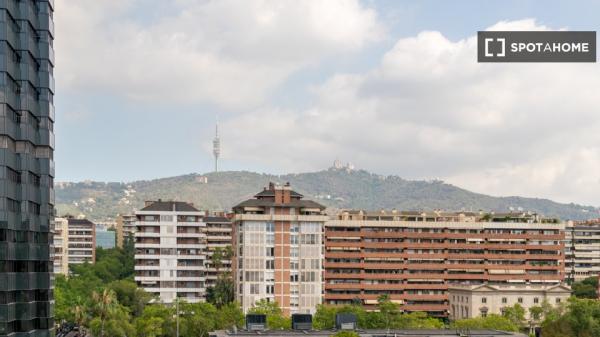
(55, 0), (600, 206)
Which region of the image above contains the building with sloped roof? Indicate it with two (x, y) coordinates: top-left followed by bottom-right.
(448, 283), (570, 320)
(233, 183), (328, 315)
(134, 200), (207, 303)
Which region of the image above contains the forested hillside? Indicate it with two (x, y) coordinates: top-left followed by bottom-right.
(56, 168), (599, 221)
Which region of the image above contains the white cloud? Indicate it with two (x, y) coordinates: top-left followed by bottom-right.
(55, 0), (382, 109)
(223, 19), (600, 205)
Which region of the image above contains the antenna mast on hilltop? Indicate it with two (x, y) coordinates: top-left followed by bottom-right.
(213, 115), (220, 172)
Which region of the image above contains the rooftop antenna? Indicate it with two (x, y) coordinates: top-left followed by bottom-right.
(213, 114), (220, 172)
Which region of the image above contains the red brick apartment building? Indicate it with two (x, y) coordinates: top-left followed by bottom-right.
(233, 183), (328, 315)
(324, 210), (565, 317)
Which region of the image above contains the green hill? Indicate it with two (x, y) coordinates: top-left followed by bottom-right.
(55, 168), (599, 221)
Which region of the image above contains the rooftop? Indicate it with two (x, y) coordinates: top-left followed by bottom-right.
(67, 218), (95, 226)
(204, 216), (231, 223)
(140, 200), (200, 212)
(336, 209), (560, 223)
(449, 283), (571, 292)
(234, 198), (325, 210)
(234, 182), (326, 211)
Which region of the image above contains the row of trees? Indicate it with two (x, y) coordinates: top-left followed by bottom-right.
(58, 246), (600, 337)
(247, 295), (444, 330)
(55, 246), (241, 337)
(450, 297), (600, 337)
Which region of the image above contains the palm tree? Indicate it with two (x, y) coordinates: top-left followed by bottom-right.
(211, 247), (224, 273)
(92, 289), (118, 337)
(73, 304), (87, 327)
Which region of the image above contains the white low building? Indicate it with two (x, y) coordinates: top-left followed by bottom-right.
(449, 283), (571, 320)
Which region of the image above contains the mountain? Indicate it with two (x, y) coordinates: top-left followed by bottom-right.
(55, 168), (600, 222)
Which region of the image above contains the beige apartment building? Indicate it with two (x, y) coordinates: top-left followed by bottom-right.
(53, 217), (96, 275)
(204, 214), (233, 288)
(233, 183), (328, 315)
(449, 283), (571, 320)
(134, 200), (207, 303)
(53, 218), (68, 275)
(565, 219), (600, 282)
(116, 213), (137, 248)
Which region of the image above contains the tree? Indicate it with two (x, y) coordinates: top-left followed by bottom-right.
(87, 289), (134, 337)
(313, 304), (338, 330)
(179, 302), (220, 337)
(249, 300), (291, 330)
(377, 294), (400, 329)
(541, 297), (600, 337)
(451, 314), (519, 332)
(395, 312), (443, 329)
(313, 302), (442, 330)
(212, 247), (225, 272)
(529, 306), (544, 322)
(109, 279), (153, 317)
(91, 289), (119, 337)
(502, 303), (526, 327)
(217, 302), (245, 330)
(135, 316), (164, 337)
(206, 273), (234, 307)
(572, 277), (598, 299)
(135, 303), (176, 337)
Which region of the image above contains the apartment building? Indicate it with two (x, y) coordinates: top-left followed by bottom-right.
(116, 213), (137, 248)
(134, 200), (207, 303)
(565, 219), (600, 282)
(53, 218), (68, 275)
(449, 283), (571, 320)
(233, 183), (328, 315)
(53, 217), (96, 275)
(204, 214), (233, 288)
(324, 210), (565, 317)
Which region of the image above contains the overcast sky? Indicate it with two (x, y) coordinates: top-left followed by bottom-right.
(55, 0), (600, 206)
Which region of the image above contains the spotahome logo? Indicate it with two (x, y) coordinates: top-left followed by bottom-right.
(478, 31), (596, 62)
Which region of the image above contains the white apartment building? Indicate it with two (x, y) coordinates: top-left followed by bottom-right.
(134, 200), (207, 303)
(565, 220), (600, 282)
(449, 283), (571, 320)
(204, 215), (233, 288)
(53, 217), (96, 275)
(233, 183), (328, 315)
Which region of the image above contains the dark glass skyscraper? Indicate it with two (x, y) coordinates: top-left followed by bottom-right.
(0, 0), (55, 336)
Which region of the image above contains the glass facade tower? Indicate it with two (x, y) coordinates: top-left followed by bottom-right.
(0, 0), (55, 336)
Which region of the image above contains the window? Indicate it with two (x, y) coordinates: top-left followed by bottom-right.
(556, 298), (561, 303)
(481, 297), (487, 304)
(266, 285), (274, 294)
(266, 247), (274, 257)
(160, 215), (173, 222)
(534, 297), (539, 304)
(266, 260), (274, 269)
(290, 247), (299, 257)
(518, 297), (523, 304)
(266, 222), (275, 232)
(502, 297), (507, 304)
